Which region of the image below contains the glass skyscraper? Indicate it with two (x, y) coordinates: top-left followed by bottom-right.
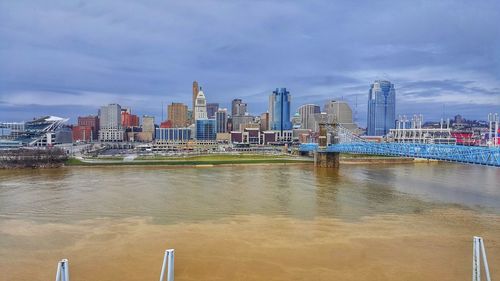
(367, 80), (396, 136)
(196, 119), (216, 140)
(270, 88), (292, 132)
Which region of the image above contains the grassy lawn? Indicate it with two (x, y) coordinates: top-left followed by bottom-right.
(85, 156), (125, 160)
(135, 154), (289, 161)
(66, 154), (311, 166)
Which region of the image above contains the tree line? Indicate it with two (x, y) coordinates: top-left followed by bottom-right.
(0, 148), (68, 168)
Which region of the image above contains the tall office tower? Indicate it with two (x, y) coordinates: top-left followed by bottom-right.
(168, 102), (188, 128)
(141, 115), (155, 141)
(324, 100), (357, 131)
(192, 81), (199, 114)
(98, 103), (124, 142)
(260, 112), (270, 131)
(231, 99), (247, 116)
(216, 108), (228, 133)
(269, 88), (292, 132)
(367, 80), (396, 136)
(298, 104), (321, 130)
(206, 103), (219, 119)
(268, 95), (274, 129)
(194, 89), (208, 120)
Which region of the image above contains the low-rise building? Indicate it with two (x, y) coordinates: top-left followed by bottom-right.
(155, 128), (192, 141)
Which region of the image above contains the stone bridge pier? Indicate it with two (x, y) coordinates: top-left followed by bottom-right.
(314, 123), (340, 168)
(314, 151), (340, 168)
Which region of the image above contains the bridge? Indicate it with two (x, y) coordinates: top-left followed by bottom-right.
(298, 125), (500, 167)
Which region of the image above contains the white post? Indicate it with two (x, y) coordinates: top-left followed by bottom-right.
(488, 113), (493, 146)
(159, 249), (175, 281)
(55, 262), (61, 281)
(480, 238), (492, 281)
(55, 259), (69, 281)
(473, 236), (492, 281)
(473, 237), (480, 281)
(494, 113), (499, 147)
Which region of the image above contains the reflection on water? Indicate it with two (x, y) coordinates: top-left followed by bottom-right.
(0, 163), (499, 280)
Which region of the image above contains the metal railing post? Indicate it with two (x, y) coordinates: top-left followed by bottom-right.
(55, 259), (69, 281)
(159, 249), (175, 281)
(473, 236), (492, 281)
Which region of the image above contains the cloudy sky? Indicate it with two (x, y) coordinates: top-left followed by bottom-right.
(1, 0), (499, 126)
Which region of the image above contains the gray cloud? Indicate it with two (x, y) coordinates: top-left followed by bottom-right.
(0, 0), (499, 126)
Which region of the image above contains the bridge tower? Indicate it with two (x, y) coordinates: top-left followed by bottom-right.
(314, 122), (340, 168)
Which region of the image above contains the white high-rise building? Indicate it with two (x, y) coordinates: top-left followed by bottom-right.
(268, 94), (274, 129)
(100, 103), (121, 129)
(98, 103), (124, 142)
(194, 89), (208, 120)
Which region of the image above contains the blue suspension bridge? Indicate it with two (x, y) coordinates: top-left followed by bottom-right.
(298, 125), (500, 167)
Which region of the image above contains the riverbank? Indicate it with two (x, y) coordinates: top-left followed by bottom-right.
(65, 154), (313, 167)
(65, 154), (430, 167)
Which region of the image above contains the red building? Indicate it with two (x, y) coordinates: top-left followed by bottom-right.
(160, 120), (173, 128)
(77, 115), (99, 140)
(121, 111), (139, 128)
(72, 126), (93, 142)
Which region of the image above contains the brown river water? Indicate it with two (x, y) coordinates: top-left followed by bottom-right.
(0, 163), (499, 280)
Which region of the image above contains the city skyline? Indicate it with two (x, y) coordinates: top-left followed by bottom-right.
(1, 1), (499, 125)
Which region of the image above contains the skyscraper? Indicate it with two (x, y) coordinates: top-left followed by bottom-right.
(298, 104), (320, 130)
(269, 88), (292, 132)
(231, 99), (247, 116)
(168, 102), (188, 128)
(206, 103), (219, 119)
(323, 100), (357, 131)
(192, 81), (199, 113)
(367, 80), (396, 136)
(194, 89), (207, 120)
(141, 115), (155, 141)
(268, 95), (274, 130)
(216, 108), (228, 133)
(260, 112), (270, 131)
(98, 103), (124, 142)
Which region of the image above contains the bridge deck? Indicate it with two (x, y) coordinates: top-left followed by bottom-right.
(299, 143), (500, 167)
